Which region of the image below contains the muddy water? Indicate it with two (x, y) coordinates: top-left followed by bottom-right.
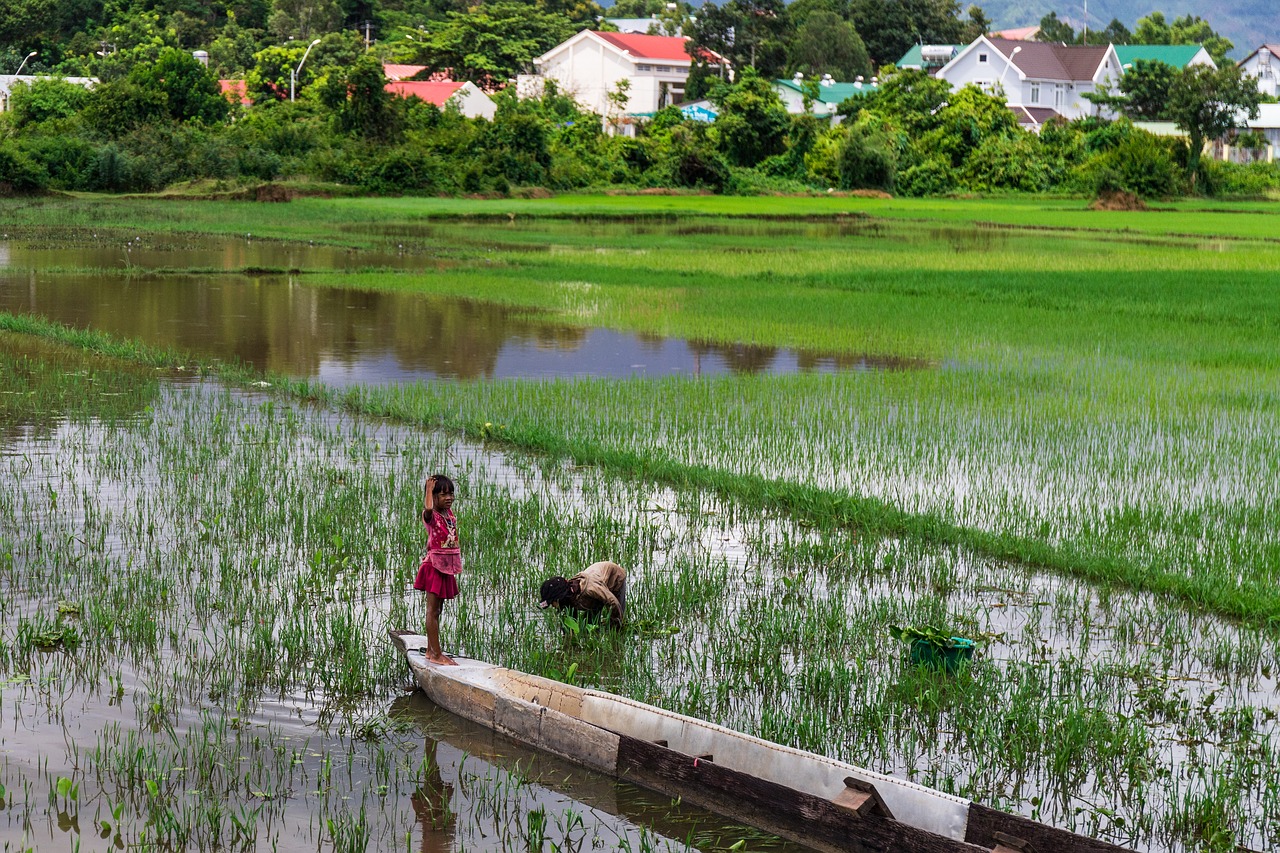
(0, 270), (918, 383)
(0, 233), (925, 383)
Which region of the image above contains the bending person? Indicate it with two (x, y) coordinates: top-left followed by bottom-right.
(538, 561), (627, 627)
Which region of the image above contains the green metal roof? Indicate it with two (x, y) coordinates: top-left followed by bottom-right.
(774, 78), (878, 105)
(1114, 44), (1206, 69)
(895, 44), (959, 68)
(897, 45), (925, 68)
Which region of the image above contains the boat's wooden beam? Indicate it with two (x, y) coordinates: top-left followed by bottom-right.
(617, 734), (988, 853)
(989, 830), (1035, 853)
(965, 804), (1129, 853)
(833, 777), (894, 820)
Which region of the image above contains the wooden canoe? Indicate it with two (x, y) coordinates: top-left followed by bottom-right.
(389, 631), (1133, 853)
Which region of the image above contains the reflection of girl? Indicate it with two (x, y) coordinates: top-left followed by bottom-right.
(411, 740), (455, 853)
(413, 474), (461, 665)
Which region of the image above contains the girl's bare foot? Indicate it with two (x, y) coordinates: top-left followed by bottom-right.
(425, 651), (458, 666)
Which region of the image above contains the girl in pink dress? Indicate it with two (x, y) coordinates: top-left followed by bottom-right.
(413, 474), (461, 665)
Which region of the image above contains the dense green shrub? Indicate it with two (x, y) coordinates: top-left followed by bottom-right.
(0, 143), (50, 193)
(360, 146), (451, 194)
(896, 158), (956, 196)
(837, 119), (896, 191)
(1199, 160), (1280, 198)
(962, 134), (1053, 192)
(1085, 131), (1185, 198)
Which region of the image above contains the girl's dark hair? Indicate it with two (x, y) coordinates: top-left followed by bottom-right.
(428, 474), (455, 496)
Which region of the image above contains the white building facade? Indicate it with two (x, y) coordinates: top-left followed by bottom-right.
(1240, 44), (1279, 99)
(937, 37), (1121, 121)
(530, 30), (720, 119)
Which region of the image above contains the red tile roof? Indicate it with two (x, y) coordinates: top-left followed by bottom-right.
(385, 80), (467, 106)
(219, 79), (250, 105)
(383, 63), (428, 81)
(591, 31), (698, 62)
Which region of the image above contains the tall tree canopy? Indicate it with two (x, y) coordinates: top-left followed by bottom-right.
(1166, 63), (1261, 182)
(787, 10), (871, 81)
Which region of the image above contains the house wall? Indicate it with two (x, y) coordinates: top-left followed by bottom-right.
(455, 84), (496, 120)
(538, 37), (634, 115)
(1241, 52), (1279, 99)
(939, 45), (1015, 99)
(536, 36), (691, 116)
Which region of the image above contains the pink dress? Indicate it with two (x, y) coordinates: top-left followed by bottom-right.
(413, 508), (461, 599)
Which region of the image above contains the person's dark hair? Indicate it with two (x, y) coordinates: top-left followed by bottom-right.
(428, 473), (455, 496)
(539, 577), (571, 608)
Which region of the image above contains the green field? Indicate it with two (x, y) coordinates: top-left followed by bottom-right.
(1, 194), (1278, 852)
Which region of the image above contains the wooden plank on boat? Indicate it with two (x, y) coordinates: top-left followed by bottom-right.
(833, 777), (894, 820)
(616, 734), (987, 853)
(965, 804), (1128, 853)
(989, 830), (1035, 853)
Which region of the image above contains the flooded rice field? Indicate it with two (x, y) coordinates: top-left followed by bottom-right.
(0, 234), (916, 383)
(1, 337), (1277, 852)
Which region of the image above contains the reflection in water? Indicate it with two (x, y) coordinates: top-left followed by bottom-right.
(389, 692), (817, 853)
(412, 740), (456, 853)
(0, 271), (926, 384)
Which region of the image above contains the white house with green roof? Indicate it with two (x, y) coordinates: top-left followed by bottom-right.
(896, 45), (959, 74)
(1113, 44), (1216, 72)
(772, 74), (878, 122)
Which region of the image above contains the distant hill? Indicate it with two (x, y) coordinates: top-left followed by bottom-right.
(977, 1), (1276, 59)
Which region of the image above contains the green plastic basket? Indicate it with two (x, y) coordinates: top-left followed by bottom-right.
(909, 637), (975, 674)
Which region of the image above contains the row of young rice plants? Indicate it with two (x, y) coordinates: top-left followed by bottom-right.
(0, 332), (804, 852)
(294, 212), (1280, 630)
(1, 321), (1278, 852)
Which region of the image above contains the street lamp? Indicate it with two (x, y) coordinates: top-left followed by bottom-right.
(290, 38), (322, 102)
(15, 51), (37, 75)
(998, 45), (1022, 100)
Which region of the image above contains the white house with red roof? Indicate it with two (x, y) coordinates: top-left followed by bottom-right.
(385, 80), (496, 119)
(531, 30), (722, 120)
(937, 36), (1122, 123)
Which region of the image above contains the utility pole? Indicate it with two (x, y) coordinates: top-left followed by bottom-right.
(359, 20), (375, 49)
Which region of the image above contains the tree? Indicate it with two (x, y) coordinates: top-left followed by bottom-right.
(686, 2), (737, 78)
(1036, 11), (1074, 44)
(1133, 12), (1231, 66)
(710, 66), (789, 166)
(787, 11), (871, 81)
(131, 47), (230, 124)
(1166, 63), (1261, 186)
(422, 2), (575, 89)
(6, 78), (91, 129)
(320, 53), (400, 141)
(849, 0), (967, 68)
(267, 0), (341, 41)
(1119, 59), (1177, 120)
(1096, 18), (1131, 45)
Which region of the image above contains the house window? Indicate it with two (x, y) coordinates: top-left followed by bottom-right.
(656, 65), (672, 72)
(1054, 85), (1065, 108)
(637, 64), (652, 71)
(978, 53), (988, 63)
(1030, 83), (1040, 103)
